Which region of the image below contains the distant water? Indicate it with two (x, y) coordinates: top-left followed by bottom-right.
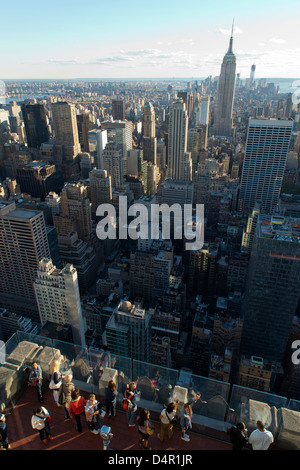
(3, 77), (299, 103)
(264, 78), (299, 94)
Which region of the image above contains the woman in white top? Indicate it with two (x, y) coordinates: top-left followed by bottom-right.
(31, 406), (53, 445)
(158, 401), (179, 442)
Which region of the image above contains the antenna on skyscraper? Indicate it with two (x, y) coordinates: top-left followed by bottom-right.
(227, 18), (234, 54)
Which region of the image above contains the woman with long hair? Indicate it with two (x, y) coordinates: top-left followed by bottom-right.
(137, 408), (154, 450)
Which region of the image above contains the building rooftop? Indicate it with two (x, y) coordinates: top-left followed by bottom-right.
(1, 332), (299, 453)
(4, 385), (231, 452)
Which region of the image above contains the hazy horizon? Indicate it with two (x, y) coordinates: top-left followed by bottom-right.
(1, 0), (300, 80)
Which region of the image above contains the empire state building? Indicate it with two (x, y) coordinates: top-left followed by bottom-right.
(213, 26), (236, 138)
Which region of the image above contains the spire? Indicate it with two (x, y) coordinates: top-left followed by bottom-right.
(227, 19), (234, 55)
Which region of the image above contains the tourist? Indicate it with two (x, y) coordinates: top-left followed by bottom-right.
(158, 401), (179, 442)
(49, 360), (63, 406)
(69, 389), (87, 433)
(227, 422), (248, 450)
(85, 393), (102, 433)
(137, 408), (154, 450)
(0, 413), (10, 450)
(31, 406), (53, 445)
(180, 395), (201, 442)
(60, 374), (75, 420)
(248, 420), (274, 450)
(28, 362), (44, 403)
(123, 382), (138, 427)
(105, 380), (118, 417)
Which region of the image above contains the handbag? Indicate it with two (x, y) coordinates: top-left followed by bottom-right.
(46, 415), (52, 424)
(49, 378), (62, 390)
(166, 410), (177, 426)
(146, 420), (154, 436)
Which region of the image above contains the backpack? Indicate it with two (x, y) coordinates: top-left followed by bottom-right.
(122, 391), (134, 410)
(58, 385), (66, 406)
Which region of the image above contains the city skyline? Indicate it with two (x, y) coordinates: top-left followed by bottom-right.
(1, 0), (300, 80)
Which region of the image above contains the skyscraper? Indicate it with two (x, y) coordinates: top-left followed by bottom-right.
(0, 201), (50, 321)
(103, 142), (123, 189)
(77, 112), (94, 152)
(104, 300), (152, 362)
(88, 129), (108, 169)
(240, 214), (300, 362)
(89, 169), (112, 214)
(112, 99), (125, 121)
(167, 99), (191, 180)
(51, 101), (81, 161)
(143, 103), (157, 166)
(54, 182), (92, 241)
(34, 258), (86, 347)
(239, 118), (293, 214)
(250, 64), (256, 86)
(213, 25), (236, 137)
(21, 103), (50, 148)
(101, 120), (133, 175)
(142, 102), (156, 138)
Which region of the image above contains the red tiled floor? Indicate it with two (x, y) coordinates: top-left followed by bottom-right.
(4, 386), (231, 451)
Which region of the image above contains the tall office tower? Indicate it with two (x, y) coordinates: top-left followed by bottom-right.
(34, 258), (86, 347)
(196, 97), (210, 126)
(241, 200), (262, 253)
(178, 91), (193, 122)
(240, 214), (300, 362)
(54, 182), (92, 241)
(103, 142), (123, 189)
(89, 169), (112, 214)
(88, 129), (108, 169)
(150, 306), (182, 366)
(16, 161), (60, 200)
(21, 104), (50, 148)
(101, 120), (133, 175)
(104, 300), (152, 362)
(130, 251), (154, 302)
(0, 201), (50, 321)
(239, 119), (293, 214)
(142, 102), (156, 138)
(145, 162), (160, 196)
(56, 232), (98, 293)
(188, 243), (218, 297)
(51, 101), (81, 161)
(77, 112), (94, 152)
(249, 64), (256, 86)
(167, 99), (189, 180)
(143, 136), (157, 165)
(112, 99), (125, 121)
(213, 26), (236, 137)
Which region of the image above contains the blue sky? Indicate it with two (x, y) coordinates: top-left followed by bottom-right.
(1, 0), (300, 79)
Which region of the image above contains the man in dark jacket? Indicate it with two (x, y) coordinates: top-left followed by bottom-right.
(0, 413), (10, 450)
(227, 422), (248, 450)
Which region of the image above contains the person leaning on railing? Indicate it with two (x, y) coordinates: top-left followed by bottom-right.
(28, 362), (44, 403)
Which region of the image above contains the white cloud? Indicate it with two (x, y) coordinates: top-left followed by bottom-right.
(269, 38), (286, 44)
